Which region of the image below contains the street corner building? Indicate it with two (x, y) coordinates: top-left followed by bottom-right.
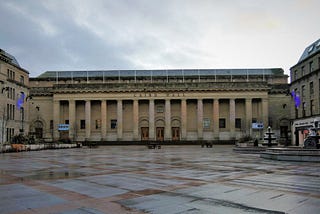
(290, 38), (320, 146)
(0, 49), (30, 143)
(28, 68), (290, 145)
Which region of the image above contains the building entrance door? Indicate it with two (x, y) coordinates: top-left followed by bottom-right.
(172, 127), (180, 141)
(141, 127), (149, 141)
(156, 127), (164, 141)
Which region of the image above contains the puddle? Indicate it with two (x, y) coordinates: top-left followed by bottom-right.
(25, 170), (84, 180)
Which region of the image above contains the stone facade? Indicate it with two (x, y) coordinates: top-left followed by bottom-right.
(0, 49), (29, 144)
(290, 38), (320, 146)
(29, 69), (290, 143)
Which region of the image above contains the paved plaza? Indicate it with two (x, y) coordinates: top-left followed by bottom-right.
(1, 145), (320, 214)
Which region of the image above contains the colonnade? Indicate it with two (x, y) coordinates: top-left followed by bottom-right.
(52, 97), (269, 141)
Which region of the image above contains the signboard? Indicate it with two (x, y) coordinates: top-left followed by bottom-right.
(252, 123), (263, 129)
(58, 124), (69, 131)
(203, 118), (210, 128)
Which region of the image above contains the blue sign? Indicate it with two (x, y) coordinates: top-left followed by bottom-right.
(252, 123), (264, 129)
(58, 124), (69, 131)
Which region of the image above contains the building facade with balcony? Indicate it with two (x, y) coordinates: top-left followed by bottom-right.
(290, 38), (320, 146)
(0, 49), (30, 144)
(29, 68), (290, 144)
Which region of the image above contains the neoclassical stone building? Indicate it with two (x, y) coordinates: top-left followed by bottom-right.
(29, 69), (290, 143)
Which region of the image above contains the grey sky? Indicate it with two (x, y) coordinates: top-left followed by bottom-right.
(1, 0), (319, 78)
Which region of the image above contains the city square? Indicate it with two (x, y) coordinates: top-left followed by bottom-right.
(1, 145), (320, 213)
(1, 1), (320, 213)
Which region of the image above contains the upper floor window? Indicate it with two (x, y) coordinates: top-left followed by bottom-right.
(301, 85), (305, 98)
(20, 75), (24, 84)
(294, 70), (298, 80)
(310, 81), (314, 95)
(302, 102), (306, 117)
(7, 69), (15, 80)
(311, 100), (315, 116)
(301, 66), (305, 76)
(309, 61), (313, 73)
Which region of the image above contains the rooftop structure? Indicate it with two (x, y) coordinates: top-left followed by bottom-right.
(37, 68), (284, 79)
(298, 38), (320, 63)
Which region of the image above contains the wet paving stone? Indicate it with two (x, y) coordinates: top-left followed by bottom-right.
(1, 145), (320, 213)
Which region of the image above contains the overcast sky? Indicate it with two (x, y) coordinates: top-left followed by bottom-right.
(1, 0), (320, 78)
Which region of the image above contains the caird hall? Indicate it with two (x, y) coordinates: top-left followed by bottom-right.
(28, 69), (290, 143)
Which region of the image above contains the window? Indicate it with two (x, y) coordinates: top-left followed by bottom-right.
(65, 120), (69, 124)
(96, 119), (101, 129)
(235, 118), (241, 129)
(156, 105), (164, 113)
(111, 119), (117, 129)
(294, 70), (298, 80)
(309, 61), (313, 73)
(50, 120), (53, 130)
(302, 102), (306, 117)
(203, 118), (210, 129)
(219, 118), (226, 128)
(301, 85), (305, 98)
(80, 120), (85, 129)
(310, 82), (314, 95)
(20, 75), (24, 84)
(301, 66), (305, 76)
(311, 100), (315, 116)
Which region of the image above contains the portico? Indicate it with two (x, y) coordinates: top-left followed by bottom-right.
(51, 93), (268, 142)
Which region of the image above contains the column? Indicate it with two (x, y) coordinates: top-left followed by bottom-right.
(197, 99), (203, 140)
(53, 100), (60, 141)
(68, 100), (76, 140)
(246, 98), (252, 136)
(213, 99), (219, 139)
(133, 99), (139, 140)
(85, 100), (91, 139)
(149, 99), (155, 140)
(165, 99), (171, 140)
(262, 98), (269, 129)
(117, 99), (123, 140)
(229, 98), (236, 139)
(181, 99), (187, 140)
(101, 100), (107, 139)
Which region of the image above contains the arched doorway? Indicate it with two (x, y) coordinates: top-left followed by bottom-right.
(33, 120), (43, 139)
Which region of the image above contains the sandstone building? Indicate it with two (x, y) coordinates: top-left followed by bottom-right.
(0, 49), (30, 144)
(29, 68), (290, 144)
(290, 38), (320, 146)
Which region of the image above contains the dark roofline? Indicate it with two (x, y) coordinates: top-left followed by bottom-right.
(0, 49), (29, 74)
(34, 68), (285, 79)
(291, 38), (320, 69)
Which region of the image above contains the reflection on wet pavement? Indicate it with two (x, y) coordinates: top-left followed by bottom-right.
(0, 145), (320, 213)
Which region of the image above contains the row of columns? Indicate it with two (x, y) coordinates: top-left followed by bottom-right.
(53, 98), (268, 141)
